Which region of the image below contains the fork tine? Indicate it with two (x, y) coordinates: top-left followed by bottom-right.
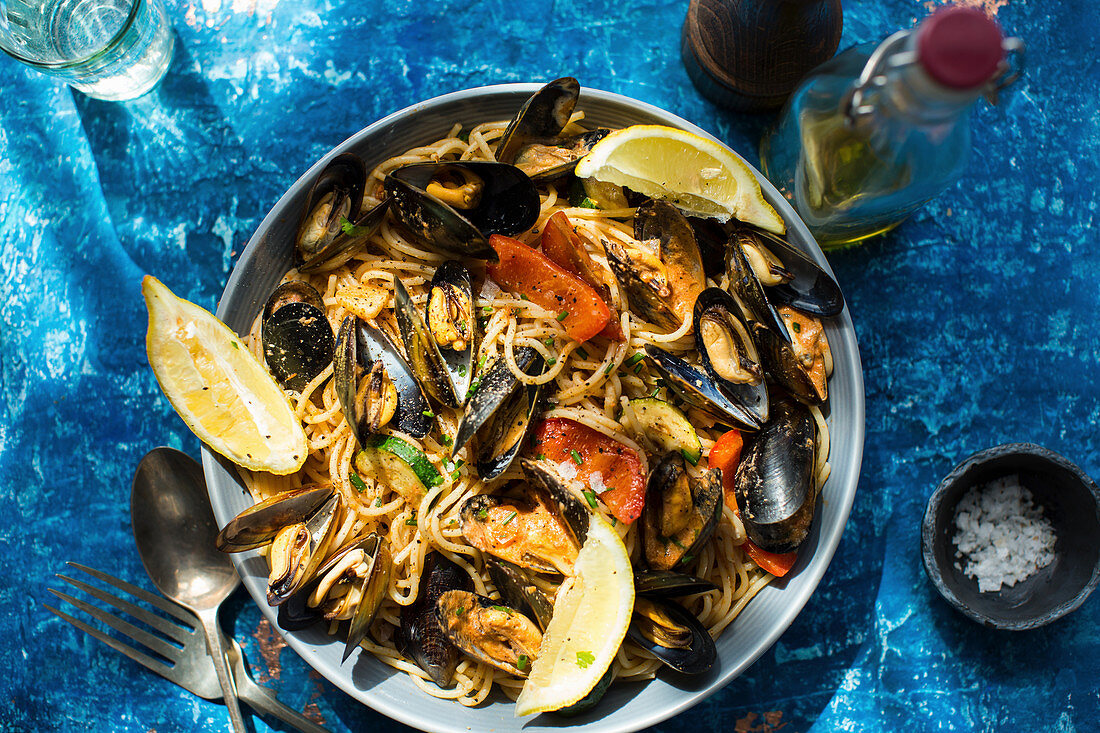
(44, 603), (175, 680)
(55, 573), (194, 645)
(65, 562), (198, 626)
(48, 587), (184, 662)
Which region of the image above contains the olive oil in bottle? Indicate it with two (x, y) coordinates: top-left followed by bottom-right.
(761, 6), (1022, 248)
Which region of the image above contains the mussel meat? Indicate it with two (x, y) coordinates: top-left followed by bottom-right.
(385, 161), (539, 261)
(261, 281), (335, 392)
(641, 452), (722, 571)
(461, 487), (580, 576)
(398, 552), (472, 687)
(603, 200), (705, 330)
(334, 316), (432, 443)
(436, 590), (542, 677)
(513, 128), (611, 182)
(693, 287), (768, 426)
(733, 398), (817, 553)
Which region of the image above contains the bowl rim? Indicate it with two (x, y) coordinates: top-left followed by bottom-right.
(204, 81), (866, 732)
(920, 441), (1100, 630)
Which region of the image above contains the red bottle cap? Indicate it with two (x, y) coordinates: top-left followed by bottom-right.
(917, 6), (1005, 89)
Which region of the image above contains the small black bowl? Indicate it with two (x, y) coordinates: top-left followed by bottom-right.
(922, 443), (1100, 630)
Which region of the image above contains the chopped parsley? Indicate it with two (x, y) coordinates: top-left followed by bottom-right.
(458, 364), (467, 376)
(649, 386), (660, 398)
(570, 449), (584, 465)
(556, 310), (569, 322)
(576, 651), (595, 668)
(575, 347), (589, 360)
(519, 293), (529, 301)
(231, 341), (239, 350)
(405, 517), (418, 526)
(583, 490), (598, 509)
(349, 473), (369, 493)
(546, 357), (557, 366)
(517, 654), (530, 671)
(477, 354), (487, 372)
(578, 196), (599, 209)
(625, 353), (643, 367)
(482, 305), (494, 314)
(491, 605), (514, 615)
(374, 497), (384, 507)
(440, 434), (453, 447)
(536, 453), (547, 461)
(680, 553), (695, 565)
(681, 449), (700, 466)
(422, 409), (435, 418)
(543, 337), (555, 347)
(604, 363), (614, 375)
(466, 377), (482, 399)
(791, 321), (801, 333)
(477, 508), (489, 520)
(339, 216), (370, 237)
(502, 511), (518, 526)
(455, 606), (465, 616)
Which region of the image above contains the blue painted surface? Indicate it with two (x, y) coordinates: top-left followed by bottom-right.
(2, 0), (1098, 731)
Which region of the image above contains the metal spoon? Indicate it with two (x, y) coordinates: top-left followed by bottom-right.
(131, 447), (247, 733)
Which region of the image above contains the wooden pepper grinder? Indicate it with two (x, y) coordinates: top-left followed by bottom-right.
(681, 0), (843, 111)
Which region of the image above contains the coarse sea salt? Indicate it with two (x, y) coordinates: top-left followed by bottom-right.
(952, 475), (1057, 593)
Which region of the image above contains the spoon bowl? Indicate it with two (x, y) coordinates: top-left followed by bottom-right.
(131, 446), (246, 731)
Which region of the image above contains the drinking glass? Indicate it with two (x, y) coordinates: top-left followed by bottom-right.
(0, 0), (174, 101)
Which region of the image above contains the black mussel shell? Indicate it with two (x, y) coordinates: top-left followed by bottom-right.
(295, 153), (366, 266)
(334, 316), (432, 443)
(215, 485), (335, 553)
(726, 230), (790, 342)
(496, 77), (581, 165)
(300, 198), (389, 274)
(385, 161), (539, 260)
(261, 281), (335, 392)
(693, 287), (769, 427)
(626, 596), (716, 675)
(687, 216), (730, 280)
(486, 558), (555, 631)
(752, 322), (826, 405)
(644, 344), (764, 431)
(744, 227), (844, 317)
(733, 398), (817, 553)
(398, 552), (472, 687)
(393, 277), (460, 408)
(641, 452), (723, 571)
(452, 346), (541, 459)
(634, 570), (718, 598)
(475, 361), (546, 481)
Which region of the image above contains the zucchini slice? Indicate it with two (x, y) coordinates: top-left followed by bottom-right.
(355, 435), (442, 506)
(628, 398), (702, 463)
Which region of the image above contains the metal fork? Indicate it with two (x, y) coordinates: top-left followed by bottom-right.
(45, 562), (329, 733)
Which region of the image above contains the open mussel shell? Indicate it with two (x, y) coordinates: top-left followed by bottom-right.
(626, 596), (716, 675)
(486, 558), (555, 631)
(215, 485), (335, 552)
(334, 316), (432, 442)
(385, 161), (539, 261)
(295, 153), (366, 268)
(452, 346), (541, 461)
(475, 361), (546, 481)
(261, 281), (335, 392)
(300, 198), (390, 274)
(393, 277), (460, 409)
(605, 200), (705, 331)
(733, 398), (817, 554)
(752, 321), (827, 405)
(644, 344), (764, 431)
(398, 552), (472, 687)
(516, 128), (611, 182)
(495, 76), (581, 165)
(634, 570), (718, 598)
(266, 493), (341, 606)
(519, 457), (592, 545)
(459, 470), (584, 576)
(427, 261), (476, 401)
(693, 287), (769, 427)
(642, 452), (722, 571)
(743, 226), (844, 317)
(726, 229), (790, 343)
(436, 590), (543, 677)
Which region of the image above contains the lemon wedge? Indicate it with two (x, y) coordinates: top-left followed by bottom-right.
(142, 275), (308, 475)
(514, 514), (635, 716)
(574, 124), (786, 234)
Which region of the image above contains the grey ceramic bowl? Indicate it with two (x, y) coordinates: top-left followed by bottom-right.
(202, 83), (866, 732)
(922, 443), (1100, 630)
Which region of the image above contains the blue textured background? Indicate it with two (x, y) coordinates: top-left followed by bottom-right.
(3, 0), (1099, 731)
